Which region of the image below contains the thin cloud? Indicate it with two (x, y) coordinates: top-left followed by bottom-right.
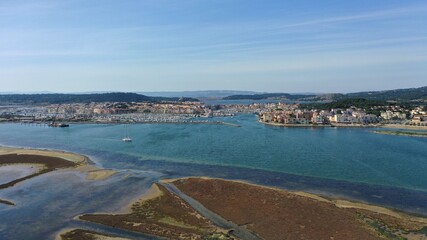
(0, 1), (60, 16)
(0, 50), (104, 58)
(275, 3), (427, 29)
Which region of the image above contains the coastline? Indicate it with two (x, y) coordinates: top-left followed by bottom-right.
(1, 120), (241, 127)
(69, 177), (427, 240)
(259, 120), (427, 131)
(172, 177), (427, 240)
(261, 121), (331, 128)
(2, 145), (427, 239)
(259, 120), (378, 128)
(164, 177), (427, 223)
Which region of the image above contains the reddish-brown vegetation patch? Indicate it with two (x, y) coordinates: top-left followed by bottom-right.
(80, 184), (232, 240)
(173, 178), (427, 240)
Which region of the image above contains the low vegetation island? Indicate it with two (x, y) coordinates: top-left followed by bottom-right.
(59, 177), (427, 240)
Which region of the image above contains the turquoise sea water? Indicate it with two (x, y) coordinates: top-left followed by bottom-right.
(1, 114), (427, 239)
(1, 114), (426, 190)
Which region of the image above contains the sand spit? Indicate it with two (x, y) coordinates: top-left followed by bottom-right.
(0, 146), (116, 182)
(73, 165), (116, 181)
(0, 146), (116, 206)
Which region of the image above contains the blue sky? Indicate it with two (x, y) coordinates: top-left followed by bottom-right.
(0, 0), (426, 93)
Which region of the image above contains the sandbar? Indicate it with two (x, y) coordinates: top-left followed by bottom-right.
(73, 165), (116, 181)
(0, 146), (116, 206)
(0, 146), (116, 181)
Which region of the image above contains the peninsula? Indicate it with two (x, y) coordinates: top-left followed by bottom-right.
(60, 177), (427, 240)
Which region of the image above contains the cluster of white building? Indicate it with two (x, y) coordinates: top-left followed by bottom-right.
(261, 108), (379, 125)
(380, 111), (407, 120)
(1, 101), (426, 126)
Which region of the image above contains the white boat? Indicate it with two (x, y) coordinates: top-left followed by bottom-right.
(122, 124), (132, 142)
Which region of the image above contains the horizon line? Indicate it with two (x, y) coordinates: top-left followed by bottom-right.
(0, 85), (425, 95)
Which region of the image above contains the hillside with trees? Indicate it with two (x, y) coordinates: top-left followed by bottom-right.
(223, 93), (315, 100)
(0, 93), (199, 104)
(343, 86), (427, 101)
(222, 86), (427, 103)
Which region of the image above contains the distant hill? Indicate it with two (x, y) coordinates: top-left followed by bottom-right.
(343, 86), (427, 101)
(222, 86), (427, 103)
(301, 86), (427, 112)
(1, 86), (425, 105)
(223, 93), (315, 101)
(0, 93), (199, 104)
(303, 98), (388, 110)
(140, 90), (259, 99)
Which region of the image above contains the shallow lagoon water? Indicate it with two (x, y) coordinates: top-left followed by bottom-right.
(0, 165), (41, 185)
(1, 114), (427, 239)
(1, 114), (426, 190)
